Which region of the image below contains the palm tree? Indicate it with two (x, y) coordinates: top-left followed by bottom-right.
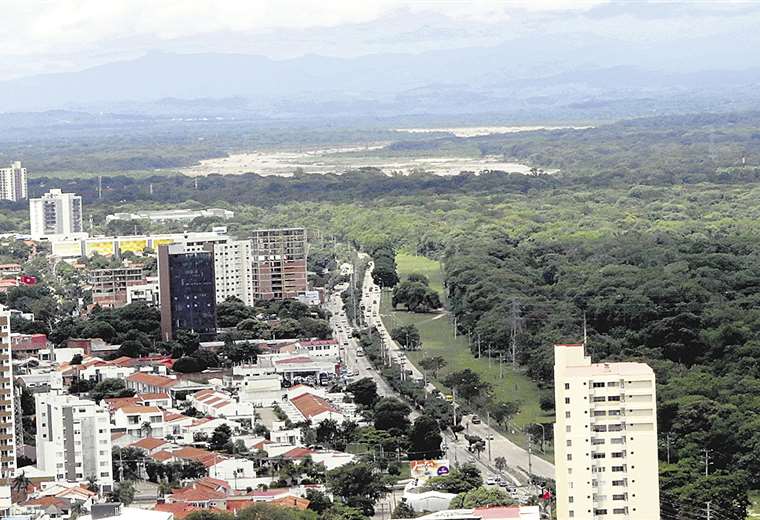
(140, 421), (152, 438)
(85, 476), (99, 494)
(12, 471), (31, 500)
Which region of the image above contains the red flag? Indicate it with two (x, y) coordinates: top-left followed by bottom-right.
(20, 275), (37, 286)
(542, 490), (553, 500)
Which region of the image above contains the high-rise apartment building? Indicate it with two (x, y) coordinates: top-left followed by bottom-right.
(251, 228), (308, 300)
(0, 161), (27, 202)
(554, 344), (660, 520)
(0, 308), (16, 510)
(213, 240), (254, 306)
(158, 243), (217, 341)
(29, 189), (84, 240)
(34, 392), (113, 491)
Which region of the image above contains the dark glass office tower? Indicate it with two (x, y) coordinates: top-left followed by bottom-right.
(158, 243), (217, 341)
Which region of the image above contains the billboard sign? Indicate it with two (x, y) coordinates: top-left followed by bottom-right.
(410, 460), (450, 479)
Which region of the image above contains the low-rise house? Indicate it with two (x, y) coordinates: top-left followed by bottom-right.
(162, 411), (196, 437)
(234, 374), (282, 407)
(290, 392), (345, 426)
(126, 372), (179, 395)
(138, 392), (172, 409)
(10, 333), (49, 359)
(113, 405), (165, 438)
(20, 496), (72, 519)
(128, 437), (171, 455)
(187, 389), (255, 419)
(166, 485), (228, 510)
(166, 446), (256, 483)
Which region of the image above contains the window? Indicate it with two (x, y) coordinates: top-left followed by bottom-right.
(612, 480), (626, 486)
(612, 452), (625, 458)
(567, 440), (572, 446)
(608, 395), (621, 402)
(569, 497), (574, 503)
(565, 397), (570, 404)
(569, 512), (574, 518)
(591, 438), (605, 445)
(566, 411), (571, 418)
(565, 383), (570, 390)
(566, 426), (572, 432)
(567, 454), (573, 461)
(592, 425), (607, 432)
(592, 452), (606, 459)
(594, 509), (608, 515)
(612, 465), (625, 472)
(593, 382), (605, 388)
(593, 410), (607, 417)
(613, 508), (627, 514)
(609, 410), (621, 416)
(613, 494), (626, 500)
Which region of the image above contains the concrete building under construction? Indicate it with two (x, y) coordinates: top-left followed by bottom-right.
(251, 228), (308, 300)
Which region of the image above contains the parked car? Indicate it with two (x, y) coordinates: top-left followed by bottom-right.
(485, 477), (497, 485)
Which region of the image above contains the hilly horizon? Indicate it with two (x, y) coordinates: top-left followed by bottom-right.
(3, 31), (760, 119)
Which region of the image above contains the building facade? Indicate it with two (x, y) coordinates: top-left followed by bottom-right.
(0, 309), (16, 509)
(158, 243), (217, 341)
(0, 161), (27, 202)
(554, 344), (660, 520)
(251, 228), (307, 300)
(213, 240), (254, 306)
(90, 267), (146, 308)
(34, 392), (113, 491)
(29, 189), (84, 240)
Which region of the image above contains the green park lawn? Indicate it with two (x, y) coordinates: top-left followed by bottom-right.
(382, 253), (552, 436)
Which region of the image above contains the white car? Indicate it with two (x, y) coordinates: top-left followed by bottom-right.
(485, 478), (497, 486)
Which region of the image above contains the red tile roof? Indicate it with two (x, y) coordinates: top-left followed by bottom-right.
(119, 405), (161, 414)
(280, 447), (315, 460)
(151, 450), (174, 462)
(272, 496), (310, 510)
(105, 397), (140, 410)
(291, 393), (338, 419)
(129, 437), (168, 450)
(127, 372), (178, 388)
(196, 476), (231, 492)
(169, 485), (226, 502)
(22, 496), (70, 509)
(139, 392), (171, 401)
(172, 446), (223, 467)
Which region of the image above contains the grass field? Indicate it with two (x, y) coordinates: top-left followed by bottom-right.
(749, 491), (760, 519)
(382, 253), (551, 434)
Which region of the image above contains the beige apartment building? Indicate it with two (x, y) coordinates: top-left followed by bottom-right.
(553, 344), (660, 520)
(0, 309), (15, 510)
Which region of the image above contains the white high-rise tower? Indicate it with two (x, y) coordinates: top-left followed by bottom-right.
(0, 161), (27, 201)
(29, 188), (85, 240)
(554, 343), (660, 520)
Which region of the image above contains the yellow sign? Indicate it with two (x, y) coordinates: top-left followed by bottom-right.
(151, 238), (174, 248)
(85, 240), (115, 256)
(119, 239), (148, 253)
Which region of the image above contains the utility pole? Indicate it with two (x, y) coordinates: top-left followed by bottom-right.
(488, 344), (492, 368)
(453, 315), (458, 338)
(666, 433), (672, 464)
(477, 333), (481, 358)
(499, 352), (504, 379)
(527, 434), (533, 484)
(98, 175), (102, 199)
(706, 501), (712, 520)
(510, 299), (522, 368)
(702, 448), (712, 476)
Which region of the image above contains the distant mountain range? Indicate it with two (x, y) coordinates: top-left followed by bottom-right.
(2, 33), (760, 119)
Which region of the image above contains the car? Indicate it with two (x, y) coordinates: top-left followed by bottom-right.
(485, 477), (497, 486)
(471, 415), (481, 424)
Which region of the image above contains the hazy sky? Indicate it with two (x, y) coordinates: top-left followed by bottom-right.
(1, 0), (758, 79)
